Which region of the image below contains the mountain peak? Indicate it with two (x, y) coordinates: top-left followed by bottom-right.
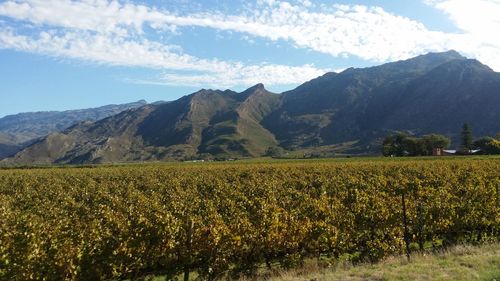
(421, 50), (465, 60)
(442, 49), (463, 57)
(248, 83), (265, 91)
(194, 88), (219, 95)
(406, 50), (466, 65)
(240, 83), (267, 96)
(366, 50), (468, 76)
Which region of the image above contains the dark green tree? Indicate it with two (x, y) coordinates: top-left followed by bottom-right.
(421, 134), (450, 155)
(383, 133), (450, 156)
(382, 132), (409, 156)
(265, 146), (285, 158)
(461, 123), (473, 151)
(403, 137), (426, 156)
(473, 137), (500, 154)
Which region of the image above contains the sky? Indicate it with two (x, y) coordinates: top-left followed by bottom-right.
(1, 0), (500, 117)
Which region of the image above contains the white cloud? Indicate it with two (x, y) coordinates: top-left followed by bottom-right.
(424, 0), (500, 71)
(156, 64), (324, 88)
(0, 0), (453, 63)
(0, 0), (327, 87)
(153, 0), (500, 69)
(0, 0), (170, 36)
(143, 1), (452, 62)
(0, 26), (325, 87)
(1, 0), (500, 89)
(0, 28), (215, 71)
(425, 0), (500, 37)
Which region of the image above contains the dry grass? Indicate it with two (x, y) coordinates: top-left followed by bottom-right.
(243, 243), (500, 281)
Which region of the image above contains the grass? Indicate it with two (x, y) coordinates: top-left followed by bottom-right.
(1, 153), (499, 170)
(142, 243), (499, 281)
(243, 243), (500, 281)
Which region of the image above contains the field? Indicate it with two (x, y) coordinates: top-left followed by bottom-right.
(0, 157), (499, 280)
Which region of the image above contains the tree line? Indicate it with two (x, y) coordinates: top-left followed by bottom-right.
(382, 133), (450, 156)
(383, 123), (500, 156)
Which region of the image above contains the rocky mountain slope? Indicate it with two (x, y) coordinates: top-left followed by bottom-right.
(5, 86), (279, 164)
(264, 50), (500, 150)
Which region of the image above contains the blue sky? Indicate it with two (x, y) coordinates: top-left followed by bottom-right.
(1, 0), (500, 117)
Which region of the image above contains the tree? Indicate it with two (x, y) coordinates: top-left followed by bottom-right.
(265, 146), (285, 158)
(383, 133), (450, 156)
(473, 137), (500, 155)
(460, 123), (473, 151)
(421, 134), (450, 155)
(382, 132), (409, 156)
(403, 137), (426, 156)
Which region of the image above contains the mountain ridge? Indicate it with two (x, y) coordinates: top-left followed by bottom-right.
(3, 50), (500, 164)
(0, 100), (148, 159)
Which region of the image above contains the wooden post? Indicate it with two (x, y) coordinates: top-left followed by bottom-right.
(184, 218), (193, 281)
(496, 182), (499, 204)
(402, 192), (411, 261)
(415, 187), (424, 251)
(416, 201), (424, 251)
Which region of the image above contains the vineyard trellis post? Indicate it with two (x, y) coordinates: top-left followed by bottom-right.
(401, 191), (411, 261)
(496, 181), (499, 206)
(184, 217), (194, 281)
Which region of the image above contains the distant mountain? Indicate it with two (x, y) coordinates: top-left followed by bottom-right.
(0, 100), (147, 158)
(0, 100), (148, 141)
(4, 85), (280, 164)
(3, 51), (500, 164)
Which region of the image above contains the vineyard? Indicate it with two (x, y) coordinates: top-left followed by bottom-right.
(0, 158), (499, 280)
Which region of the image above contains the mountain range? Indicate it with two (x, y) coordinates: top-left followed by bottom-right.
(0, 100), (147, 158)
(2, 50), (499, 164)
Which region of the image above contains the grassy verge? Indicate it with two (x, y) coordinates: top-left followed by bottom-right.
(247, 243), (500, 281)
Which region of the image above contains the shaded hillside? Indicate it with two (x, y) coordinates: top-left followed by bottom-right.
(0, 133), (22, 159)
(5, 86), (280, 164)
(263, 50), (500, 149)
(138, 83), (280, 158)
(379, 59), (500, 138)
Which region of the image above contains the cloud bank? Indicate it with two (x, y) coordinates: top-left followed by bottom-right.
(1, 0), (500, 88)
(424, 0), (500, 71)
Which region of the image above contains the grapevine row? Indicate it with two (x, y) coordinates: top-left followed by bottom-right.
(0, 159), (498, 280)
